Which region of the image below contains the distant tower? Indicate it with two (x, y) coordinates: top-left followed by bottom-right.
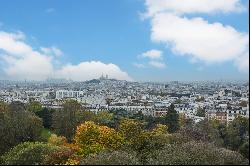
(100, 73), (105, 80)
(106, 74), (108, 79)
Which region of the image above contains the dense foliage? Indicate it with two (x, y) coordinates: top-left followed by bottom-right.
(0, 101), (44, 155)
(0, 142), (71, 165)
(51, 100), (83, 141)
(0, 100), (249, 165)
(80, 150), (140, 165)
(146, 141), (248, 165)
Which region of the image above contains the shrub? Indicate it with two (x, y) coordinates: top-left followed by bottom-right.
(80, 150), (141, 165)
(1, 142), (69, 165)
(146, 141), (249, 165)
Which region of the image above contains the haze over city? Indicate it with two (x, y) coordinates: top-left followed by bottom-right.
(0, 0), (249, 82)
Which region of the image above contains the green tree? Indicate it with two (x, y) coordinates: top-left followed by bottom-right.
(0, 102), (44, 155)
(224, 116), (249, 151)
(105, 98), (113, 110)
(133, 111), (144, 121)
(172, 127), (208, 144)
(164, 104), (179, 133)
(146, 141), (248, 165)
(109, 109), (132, 129)
(239, 141), (249, 159)
(196, 118), (224, 146)
(196, 107), (205, 117)
(80, 150), (140, 165)
(195, 96), (205, 102)
(239, 101), (248, 107)
(178, 113), (186, 128)
(1, 142), (71, 165)
(52, 100), (83, 141)
(36, 107), (54, 129)
(94, 111), (114, 127)
(0, 101), (8, 112)
(27, 101), (43, 113)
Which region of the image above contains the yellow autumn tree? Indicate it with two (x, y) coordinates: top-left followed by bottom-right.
(151, 124), (168, 135)
(74, 121), (125, 156)
(48, 134), (68, 146)
(118, 118), (144, 144)
(178, 113), (186, 129)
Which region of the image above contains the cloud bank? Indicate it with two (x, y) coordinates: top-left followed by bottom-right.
(143, 0), (249, 72)
(144, 0), (245, 17)
(0, 31), (133, 81)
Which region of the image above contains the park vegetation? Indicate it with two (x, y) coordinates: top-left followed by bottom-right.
(0, 100), (249, 165)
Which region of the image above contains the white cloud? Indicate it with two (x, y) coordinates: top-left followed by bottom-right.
(151, 13), (249, 64)
(41, 46), (63, 57)
(143, 0), (249, 73)
(139, 49), (163, 60)
(0, 31), (54, 80)
(149, 61), (166, 69)
(144, 0), (245, 17)
(234, 52), (249, 72)
(133, 63), (146, 68)
(136, 49), (166, 69)
(0, 31), (133, 81)
(55, 61), (133, 81)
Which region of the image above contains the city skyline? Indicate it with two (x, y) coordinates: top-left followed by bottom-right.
(0, 0), (249, 82)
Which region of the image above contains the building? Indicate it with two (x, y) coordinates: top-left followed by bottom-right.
(56, 90), (83, 99)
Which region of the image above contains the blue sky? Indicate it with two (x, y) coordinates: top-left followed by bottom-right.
(0, 0), (249, 82)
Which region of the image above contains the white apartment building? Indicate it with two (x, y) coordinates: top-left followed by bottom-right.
(56, 90), (84, 99)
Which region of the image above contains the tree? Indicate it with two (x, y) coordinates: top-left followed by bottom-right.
(0, 102), (44, 155)
(195, 118), (224, 147)
(172, 127), (208, 144)
(175, 99), (182, 104)
(94, 111), (114, 127)
(74, 121), (125, 157)
(239, 141), (249, 159)
(146, 141), (248, 165)
(52, 100), (82, 141)
(105, 98), (113, 110)
(144, 115), (158, 130)
(164, 104), (179, 133)
(27, 101), (43, 113)
(48, 134), (68, 146)
(0, 101), (8, 112)
(109, 109), (132, 129)
(196, 107), (205, 117)
(224, 116), (249, 151)
(36, 107), (54, 129)
(132, 111), (144, 121)
(178, 113), (186, 128)
(239, 101), (248, 107)
(118, 118), (172, 159)
(80, 150), (140, 165)
(118, 118), (144, 144)
(1, 142), (71, 165)
(195, 96), (205, 102)
(138, 124), (172, 163)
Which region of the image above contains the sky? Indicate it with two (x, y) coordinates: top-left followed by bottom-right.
(0, 0), (249, 82)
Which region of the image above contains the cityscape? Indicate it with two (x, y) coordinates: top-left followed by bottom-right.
(0, 0), (249, 165)
(0, 76), (249, 126)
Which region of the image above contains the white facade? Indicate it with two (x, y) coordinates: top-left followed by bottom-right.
(56, 90), (84, 99)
